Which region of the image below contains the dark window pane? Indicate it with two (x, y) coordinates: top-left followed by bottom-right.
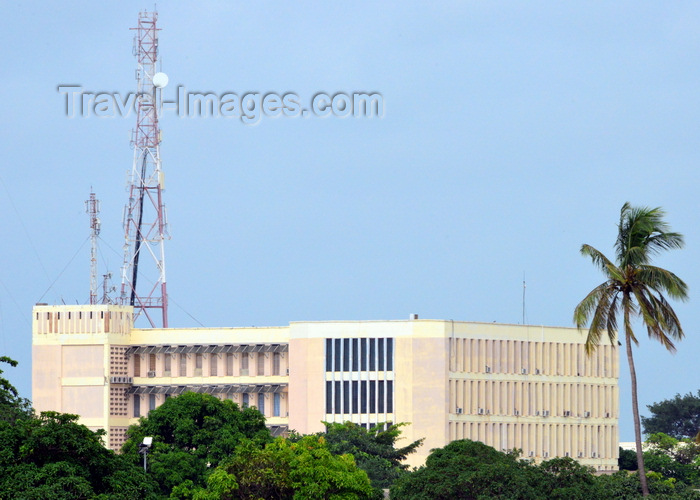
(326, 339), (333, 372)
(378, 381), (385, 413)
(352, 339), (359, 371)
(343, 381), (350, 413)
(326, 381), (333, 413)
(378, 338), (385, 371)
(369, 339), (376, 371)
(387, 381), (393, 413)
(369, 381), (376, 413)
(361, 381), (367, 413)
(387, 339), (393, 371)
(360, 339), (367, 371)
(334, 381), (341, 413)
(352, 381), (359, 414)
(343, 339), (350, 371)
(334, 339), (341, 372)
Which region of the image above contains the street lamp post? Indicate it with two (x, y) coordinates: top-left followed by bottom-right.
(139, 436), (153, 472)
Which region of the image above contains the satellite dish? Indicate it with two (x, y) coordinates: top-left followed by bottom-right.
(152, 72), (169, 88)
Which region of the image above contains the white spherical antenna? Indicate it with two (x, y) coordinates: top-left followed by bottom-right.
(152, 72), (169, 88)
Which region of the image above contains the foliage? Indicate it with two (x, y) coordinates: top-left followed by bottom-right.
(392, 439), (700, 500)
(643, 391), (700, 440)
(175, 435), (378, 500)
(0, 411), (158, 499)
(122, 392), (271, 496)
(620, 447), (639, 471)
(389, 439), (544, 499)
(0, 356), (33, 423)
(574, 203), (688, 496)
(316, 421), (423, 489)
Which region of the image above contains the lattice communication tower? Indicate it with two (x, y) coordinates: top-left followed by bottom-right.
(120, 10), (170, 327)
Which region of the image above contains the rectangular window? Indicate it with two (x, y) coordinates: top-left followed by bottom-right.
(361, 381), (367, 413)
(226, 354), (233, 376)
(133, 395), (140, 417)
(387, 339), (393, 371)
(343, 339), (350, 371)
(326, 381), (333, 413)
(352, 339), (359, 371)
(257, 393), (265, 415)
(272, 352), (281, 376)
(134, 355), (141, 377)
(369, 381), (376, 413)
(360, 339), (367, 370)
(273, 393), (281, 417)
(334, 381), (341, 414)
(149, 394), (156, 411)
(334, 339), (341, 372)
(352, 381), (359, 414)
(378, 338), (385, 371)
(242, 393), (249, 407)
(149, 354), (156, 372)
(387, 381), (393, 413)
(164, 354), (172, 375)
(241, 353), (249, 375)
(326, 339), (333, 372)
(210, 355), (218, 376)
(257, 353), (265, 376)
(343, 381), (350, 414)
(378, 380), (385, 413)
(180, 354), (187, 376)
(369, 339), (376, 371)
(195, 354), (203, 375)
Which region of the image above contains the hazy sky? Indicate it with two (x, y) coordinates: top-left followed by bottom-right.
(2, 2), (700, 442)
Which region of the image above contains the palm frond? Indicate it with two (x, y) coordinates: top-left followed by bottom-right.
(574, 282), (618, 355)
(580, 245), (616, 276)
(637, 265), (689, 301)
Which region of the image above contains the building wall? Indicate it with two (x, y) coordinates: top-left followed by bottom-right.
(32, 305), (618, 471)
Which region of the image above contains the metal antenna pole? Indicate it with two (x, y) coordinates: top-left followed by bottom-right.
(120, 10), (170, 327)
(86, 191), (101, 305)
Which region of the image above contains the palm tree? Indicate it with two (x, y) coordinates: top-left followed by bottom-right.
(574, 202), (688, 497)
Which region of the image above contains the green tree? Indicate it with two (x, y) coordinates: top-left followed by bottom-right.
(0, 411), (158, 499)
(643, 391), (700, 439)
(574, 202), (688, 496)
(122, 392), (271, 496)
(318, 421), (423, 489)
(389, 439), (543, 499)
(0, 356), (32, 423)
(177, 435), (378, 500)
(619, 447), (639, 471)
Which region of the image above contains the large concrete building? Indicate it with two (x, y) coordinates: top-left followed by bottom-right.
(32, 304), (619, 469)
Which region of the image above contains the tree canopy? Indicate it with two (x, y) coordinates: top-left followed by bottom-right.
(643, 391), (700, 440)
(122, 392), (271, 496)
(315, 421), (423, 489)
(174, 435), (378, 500)
(0, 411), (158, 499)
(0, 356), (32, 423)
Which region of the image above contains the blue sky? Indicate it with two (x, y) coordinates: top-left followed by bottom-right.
(2, 2), (700, 442)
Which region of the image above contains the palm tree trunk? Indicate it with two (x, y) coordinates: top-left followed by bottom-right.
(625, 324), (649, 496)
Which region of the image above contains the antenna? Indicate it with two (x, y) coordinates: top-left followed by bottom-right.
(522, 275), (526, 325)
(120, 10), (170, 327)
(85, 191), (101, 305)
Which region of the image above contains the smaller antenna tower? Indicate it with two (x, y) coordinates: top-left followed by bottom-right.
(85, 191), (101, 305)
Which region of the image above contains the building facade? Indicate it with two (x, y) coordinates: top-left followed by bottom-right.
(32, 304), (619, 469)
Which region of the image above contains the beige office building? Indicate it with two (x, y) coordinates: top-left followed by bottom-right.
(32, 304), (619, 470)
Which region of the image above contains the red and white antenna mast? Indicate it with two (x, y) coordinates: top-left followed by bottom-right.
(86, 191), (100, 305)
(120, 10), (170, 327)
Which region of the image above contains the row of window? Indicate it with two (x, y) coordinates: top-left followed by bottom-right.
(133, 393), (283, 418)
(449, 338), (616, 378)
(325, 380), (394, 414)
(325, 338), (394, 372)
(134, 352), (284, 377)
(449, 379), (617, 418)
